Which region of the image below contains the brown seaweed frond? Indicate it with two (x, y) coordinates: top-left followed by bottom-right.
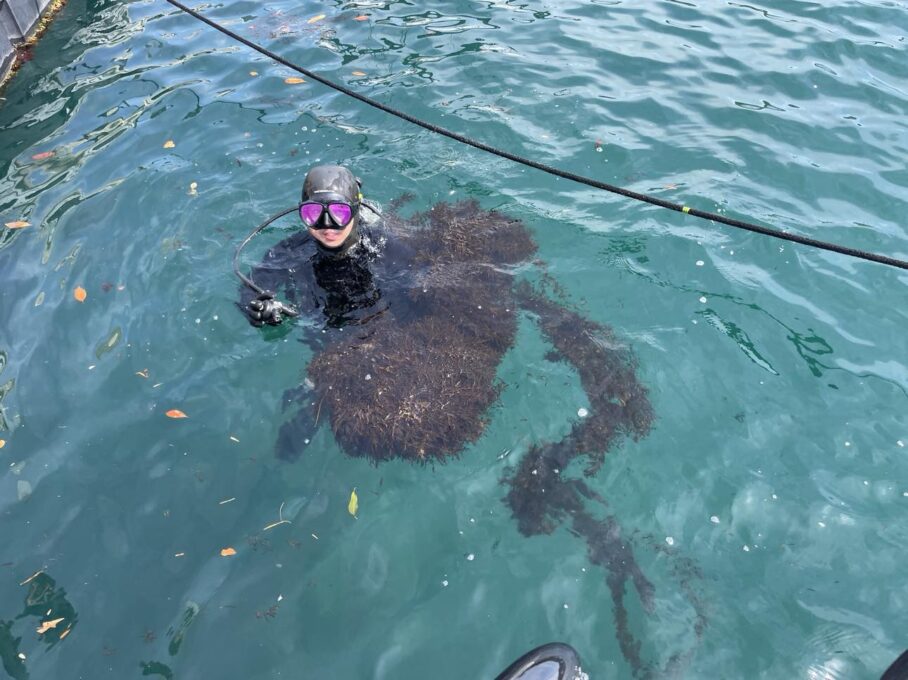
(307, 311), (515, 463)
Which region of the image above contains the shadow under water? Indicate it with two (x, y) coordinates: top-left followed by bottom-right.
(284, 200), (705, 676)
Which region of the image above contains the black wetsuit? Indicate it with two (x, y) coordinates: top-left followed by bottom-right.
(239, 222), (414, 336)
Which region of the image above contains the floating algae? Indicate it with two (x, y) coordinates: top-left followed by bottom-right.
(259, 199), (704, 675)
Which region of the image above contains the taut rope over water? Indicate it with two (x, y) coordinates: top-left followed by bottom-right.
(165, 0), (908, 272)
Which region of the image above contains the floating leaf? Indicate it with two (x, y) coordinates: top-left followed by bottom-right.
(354, 15), (368, 21)
(347, 488), (358, 517)
(34, 291), (44, 307)
(5, 221), (30, 229)
(136, 369), (149, 378)
(73, 286), (87, 302)
(165, 409), (188, 419)
(220, 547), (236, 557)
(188, 181), (198, 196)
(36, 617), (65, 634)
(59, 626), (72, 640)
(95, 327), (122, 358)
(284, 76), (305, 84)
(19, 570), (42, 586)
(249, 70), (258, 76)
(32, 151), (55, 161)
(352, 71), (366, 76)
(163, 140), (176, 149)
(0, 439), (5, 448)
(307, 14), (325, 23)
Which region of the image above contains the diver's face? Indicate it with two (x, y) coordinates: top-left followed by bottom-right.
(308, 217), (355, 249)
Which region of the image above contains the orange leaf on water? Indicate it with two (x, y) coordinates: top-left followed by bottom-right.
(352, 71), (366, 76)
(32, 151), (55, 161)
(0, 440), (5, 448)
(73, 286), (87, 302)
(354, 15), (368, 21)
(163, 140), (176, 149)
(165, 409), (188, 419)
(284, 76), (305, 84)
(220, 547), (237, 557)
(307, 14), (325, 23)
(36, 618), (65, 634)
(4, 221), (30, 229)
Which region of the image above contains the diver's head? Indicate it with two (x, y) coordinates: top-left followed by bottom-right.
(300, 165), (362, 252)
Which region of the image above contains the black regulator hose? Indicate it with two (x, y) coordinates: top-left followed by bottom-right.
(234, 205), (301, 321)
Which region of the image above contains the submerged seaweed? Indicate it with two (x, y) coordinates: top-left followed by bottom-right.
(276, 199), (703, 675)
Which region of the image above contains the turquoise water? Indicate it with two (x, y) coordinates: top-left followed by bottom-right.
(1, 0), (907, 677)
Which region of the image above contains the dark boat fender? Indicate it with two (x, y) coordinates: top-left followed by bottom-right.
(494, 642), (585, 680)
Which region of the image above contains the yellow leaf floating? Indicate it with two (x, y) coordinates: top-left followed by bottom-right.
(73, 286), (87, 302)
(0, 439), (5, 448)
(5, 221), (30, 229)
(36, 618), (65, 634)
(249, 71), (258, 76)
(284, 76), (305, 84)
(165, 409), (188, 419)
(347, 488), (358, 517)
(163, 140), (175, 149)
(220, 547), (236, 557)
(307, 14), (325, 24)
(352, 71), (366, 76)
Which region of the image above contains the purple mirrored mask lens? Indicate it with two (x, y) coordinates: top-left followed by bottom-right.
(300, 203), (324, 226)
(327, 203), (353, 226)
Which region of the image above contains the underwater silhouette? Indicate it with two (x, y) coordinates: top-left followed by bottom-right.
(245, 198), (705, 676)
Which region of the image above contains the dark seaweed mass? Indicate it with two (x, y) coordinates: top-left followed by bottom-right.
(297, 200), (701, 676)
(307, 200), (536, 462)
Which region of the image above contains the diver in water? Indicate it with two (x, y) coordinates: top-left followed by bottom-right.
(240, 164), (389, 330)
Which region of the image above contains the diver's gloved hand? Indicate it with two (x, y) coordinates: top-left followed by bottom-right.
(246, 291), (298, 326)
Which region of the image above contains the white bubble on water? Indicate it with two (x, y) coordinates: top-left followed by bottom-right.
(665, 536), (674, 546)
(577, 408), (589, 418)
(699, 296), (707, 304)
(743, 545), (750, 552)
(466, 553), (475, 561)
(710, 516), (720, 524)
(695, 260), (704, 267)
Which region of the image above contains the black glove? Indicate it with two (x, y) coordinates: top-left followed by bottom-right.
(246, 291), (298, 327)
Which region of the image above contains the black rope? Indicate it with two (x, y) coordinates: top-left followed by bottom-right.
(165, 0), (908, 272)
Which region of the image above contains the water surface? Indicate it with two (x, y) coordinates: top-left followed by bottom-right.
(1, 0), (907, 677)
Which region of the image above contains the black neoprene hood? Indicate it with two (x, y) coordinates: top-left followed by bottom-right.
(301, 165), (360, 204)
